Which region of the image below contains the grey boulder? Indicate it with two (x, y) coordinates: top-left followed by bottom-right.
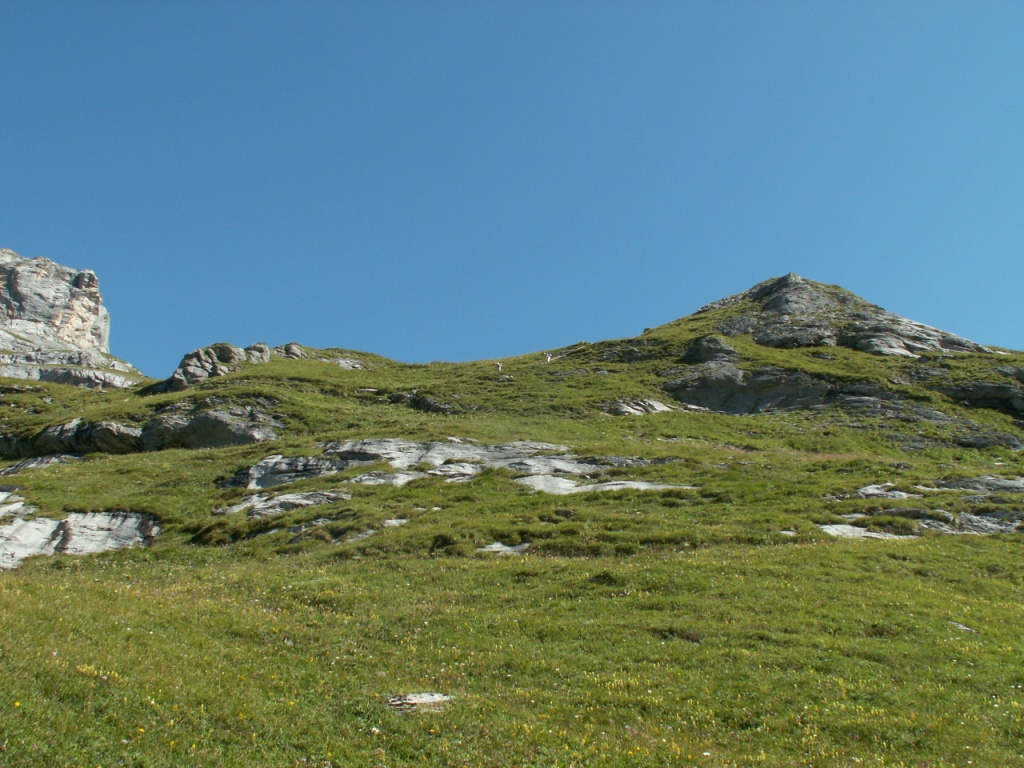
(141, 402), (282, 450)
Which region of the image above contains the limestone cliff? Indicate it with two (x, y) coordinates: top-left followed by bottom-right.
(0, 249), (140, 388)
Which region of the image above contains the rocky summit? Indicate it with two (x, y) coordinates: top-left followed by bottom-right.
(0, 249), (141, 388)
(698, 272), (987, 357)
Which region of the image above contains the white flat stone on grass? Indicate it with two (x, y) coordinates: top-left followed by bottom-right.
(516, 475), (696, 495)
(0, 511), (160, 569)
(475, 542), (530, 555)
(387, 693), (451, 712)
(818, 524), (912, 540)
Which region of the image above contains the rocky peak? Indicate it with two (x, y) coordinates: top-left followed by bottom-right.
(0, 248), (110, 353)
(697, 273), (986, 358)
(0, 249), (139, 388)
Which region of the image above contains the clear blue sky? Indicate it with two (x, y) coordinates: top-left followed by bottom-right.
(2, 1), (1022, 377)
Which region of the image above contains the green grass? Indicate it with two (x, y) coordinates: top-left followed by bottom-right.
(2, 541), (1024, 767)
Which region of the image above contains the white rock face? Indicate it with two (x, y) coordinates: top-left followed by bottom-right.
(228, 438), (692, 497)
(0, 249), (139, 387)
(0, 511), (160, 569)
(515, 476), (695, 495)
(854, 483), (923, 500)
(817, 524), (911, 540)
(0, 249), (110, 352)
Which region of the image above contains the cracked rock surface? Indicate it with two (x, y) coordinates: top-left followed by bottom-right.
(0, 510), (161, 569)
(227, 438), (683, 495)
(701, 273), (986, 358)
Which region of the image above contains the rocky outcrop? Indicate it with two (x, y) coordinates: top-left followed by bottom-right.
(0, 249), (141, 388)
(701, 273), (987, 358)
(515, 476), (694, 495)
(681, 336), (740, 364)
(140, 400), (282, 450)
(224, 438), (681, 496)
(158, 341), (368, 391)
(220, 454), (356, 489)
(935, 380), (1024, 417)
(0, 249), (109, 352)
(663, 362), (834, 413)
(0, 455), (79, 476)
(604, 398), (675, 416)
(215, 491), (351, 518)
(162, 342), (272, 391)
(931, 476), (1024, 494)
(0, 510), (160, 569)
(0, 400), (282, 459)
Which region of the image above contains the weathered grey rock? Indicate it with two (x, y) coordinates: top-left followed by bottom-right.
(245, 343), (271, 364)
(350, 471), (427, 487)
(322, 438), (569, 471)
(606, 398), (675, 416)
(919, 514), (1021, 535)
(817, 524), (911, 540)
(0, 454), (79, 476)
(0, 400), (282, 459)
(516, 476), (696, 495)
(0, 250), (141, 387)
(0, 249), (109, 352)
(141, 402), (281, 450)
(216, 491), (351, 518)
(159, 342), (281, 390)
(664, 362), (832, 414)
(326, 357), (364, 369)
(854, 483), (923, 500)
(163, 343), (246, 391)
(28, 419), (143, 456)
(933, 476), (1024, 494)
(701, 273), (987, 358)
(0, 491), (35, 519)
(837, 314), (984, 358)
(220, 454), (359, 489)
(228, 438), (679, 494)
(0, 511), (160, 569)
(952, 431), (1024, 451)
(387, 693), (451, 712)
(281, 343), (305, 359)
(936, 380), (1024, 416)
(476, 542), (531, 555)
(681, 335), (740, 364)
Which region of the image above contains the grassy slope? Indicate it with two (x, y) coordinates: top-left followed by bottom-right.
(1, 306), (1023, 767)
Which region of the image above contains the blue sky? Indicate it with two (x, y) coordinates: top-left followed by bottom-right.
(2, 1), (1022, 377)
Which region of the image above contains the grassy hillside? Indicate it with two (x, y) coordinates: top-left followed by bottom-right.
(1, 285), (1023, 766)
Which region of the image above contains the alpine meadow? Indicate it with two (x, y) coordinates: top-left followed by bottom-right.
(1, 249), (1023, 768)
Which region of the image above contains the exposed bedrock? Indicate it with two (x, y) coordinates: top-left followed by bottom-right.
(663, 362), (835, 413)
(703, 273), (987, 358)
(0, 401), (282, 459)
(0, 511), (160, 569)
